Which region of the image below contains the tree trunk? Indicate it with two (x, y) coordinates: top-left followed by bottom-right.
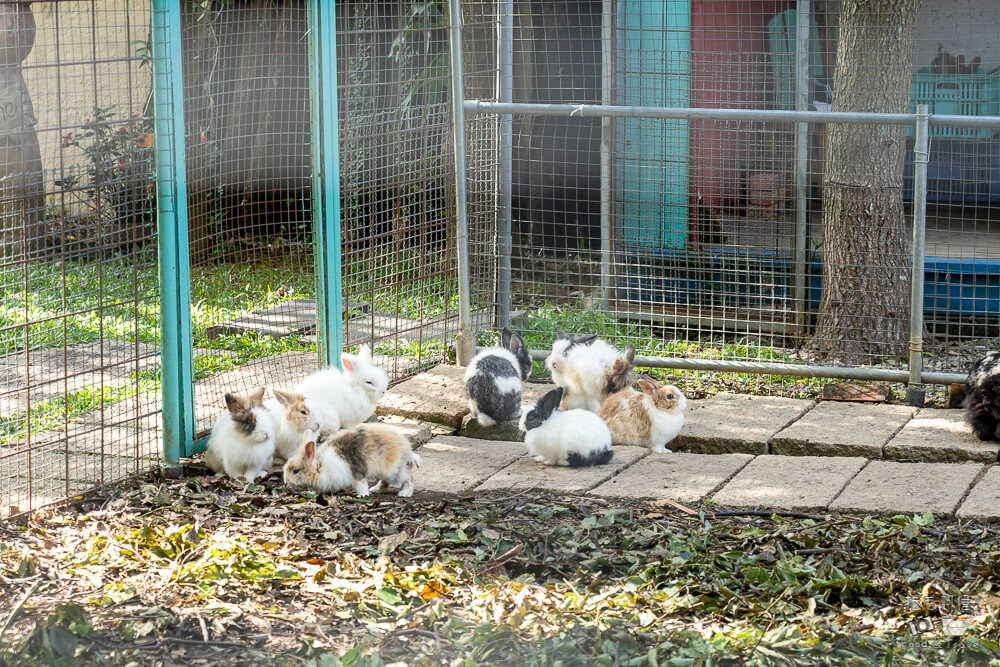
(807, 0), (917, 363)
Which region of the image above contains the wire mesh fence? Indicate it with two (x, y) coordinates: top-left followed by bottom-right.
(0, 1), (158, 516)
(461, 0), (1000, 404)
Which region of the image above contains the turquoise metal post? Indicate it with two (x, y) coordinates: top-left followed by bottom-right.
(151, 0), (195, 462)
(309, 0), (344, 369)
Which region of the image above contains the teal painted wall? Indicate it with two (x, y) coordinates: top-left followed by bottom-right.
(616, 0), (691, 249)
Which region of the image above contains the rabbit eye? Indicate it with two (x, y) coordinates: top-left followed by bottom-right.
(292, 468), (301, 475)
(365, 380), (374, 386)
(300, 409), (307, 415)
(667, 394), (675, 400)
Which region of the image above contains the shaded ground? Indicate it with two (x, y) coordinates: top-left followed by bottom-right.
(0, 469), (999, 666)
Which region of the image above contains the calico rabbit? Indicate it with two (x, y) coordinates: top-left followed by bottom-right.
(598, 379), (686, 453)
(283, 424), (421, 497)
(265, 388), (324, 461)
(545, 329), (626, 412)
(964, 351), (1000, 440)
(204, 387), (276, 482)
(519, 386), (613, 467)
(294, 344), (389, 440)
(464, 328), (532, 426)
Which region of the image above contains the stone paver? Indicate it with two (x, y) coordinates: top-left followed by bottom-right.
(460, 415), (522, 441)
(956, 466), (1000, 520)
(413, 436), (525, 494)
(885, 409), (999, 463)
(771, 402), (915, 459)
(375, 415), (435, 446)
(377, 365), (470, 428)
(477, 446), (648, 494)
(591, 452), (753, 502)
(673, 393), (815, 455)
(830, 461), (983, 515)
(713, 455), (867, 512)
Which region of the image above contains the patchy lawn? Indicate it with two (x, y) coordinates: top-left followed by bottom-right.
(0, 472), (998, 666)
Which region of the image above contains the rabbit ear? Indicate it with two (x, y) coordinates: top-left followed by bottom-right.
(624, 344), (636, 362)
(555, 327), (569, 340)
(341, 355), (356, 373)
(501, 328), (513, 348)
(304, 439), (316, 460)
(273, 389), (294, 407)
(537, 387), (563, 420)
(224, 393), (244, 414)
(507, 332), (524, 354)
(577, 334), (598, 346)
(638, 379), (657, 393)
(248, 386), (265, 407)
(358, 344), (372, 359)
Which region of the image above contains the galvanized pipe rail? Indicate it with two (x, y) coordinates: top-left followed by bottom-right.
(453, 97), (1000, 393)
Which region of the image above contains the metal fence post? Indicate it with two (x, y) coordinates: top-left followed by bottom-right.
(907, 103), (930, 407)
(600, 0), (613, 311)
(449, 0), (475, 365)
(497, 0), (513, 331)
(792, 0), (810, 334)
(309, 0), (344, 369)
(151, 0), (194, 462)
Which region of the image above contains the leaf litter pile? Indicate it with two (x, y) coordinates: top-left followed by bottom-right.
(1, 471), (999, 666)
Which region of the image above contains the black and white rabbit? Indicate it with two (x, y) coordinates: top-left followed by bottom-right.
(464, 328), (532, 426)
(518, 386), (613, 467)
(964, 351), (1000, 440)
(204, 387), (276, 483)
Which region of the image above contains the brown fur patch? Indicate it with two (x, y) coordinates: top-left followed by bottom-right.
(598, 389), (652, 444)
(274, 389), (314, 428)
(649, 385), (681, 412)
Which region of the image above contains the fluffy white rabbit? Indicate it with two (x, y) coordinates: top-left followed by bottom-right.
(294, 344), (389, 440)
(265, 388), (324, 461)
(204, 387), (276, 483)
(545, 328), (625, 412)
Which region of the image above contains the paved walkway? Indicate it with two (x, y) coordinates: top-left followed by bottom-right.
(377, 365), (1000, 520)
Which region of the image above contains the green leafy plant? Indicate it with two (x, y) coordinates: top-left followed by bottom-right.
(54, 105), (155, 249)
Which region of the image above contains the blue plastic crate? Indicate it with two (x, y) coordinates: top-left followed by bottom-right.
(903, 138), (1000, 204)
(925, 257), (1000, 318)
(908, 68), (999, 139)
(618, 249), (1000, 320)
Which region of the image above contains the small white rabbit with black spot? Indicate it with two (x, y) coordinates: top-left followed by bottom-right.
(519, 386), (613, 467)
(464, 328), (532, 426)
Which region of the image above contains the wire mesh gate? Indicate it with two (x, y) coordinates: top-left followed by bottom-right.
(453, 0), (1000, 406)
(1, 0), (463, 516)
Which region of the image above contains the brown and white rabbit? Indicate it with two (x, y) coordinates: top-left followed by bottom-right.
(265, 388), (323, 461)
(204, 387), (276, 482)
(283, 424), (420, 497)
(598, 379), (686, 453)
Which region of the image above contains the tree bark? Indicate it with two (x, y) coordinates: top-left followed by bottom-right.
(807, 0), (917, 364)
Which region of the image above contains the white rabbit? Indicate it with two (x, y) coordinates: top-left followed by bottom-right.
(598, 379), (687, 453)
(518, 386), (613, 467)
(465, 328), (532, 426)
(265, 388), (324, 461)
(283, 425), (420, 497)
(294, 344), (389, 440)
(545, 328), (625, 412)
(204, 387), (276, 483)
